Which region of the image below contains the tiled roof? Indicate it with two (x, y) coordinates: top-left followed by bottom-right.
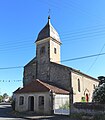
(13, 87), (22, 93)
(14, 79), (69, 94)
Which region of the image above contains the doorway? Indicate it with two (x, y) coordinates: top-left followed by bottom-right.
(86, 94), (89, 102)
(28, 96), (34, 111)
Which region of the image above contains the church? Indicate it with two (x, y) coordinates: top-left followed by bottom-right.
(13, 16), (99, 115)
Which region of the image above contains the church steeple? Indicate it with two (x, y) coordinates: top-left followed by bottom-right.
(36, 16), (61, 44)
(36, 17), (61, 65)
(35, 17), (61, 81)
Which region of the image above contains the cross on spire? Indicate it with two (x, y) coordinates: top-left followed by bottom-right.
(48, 9), (51, 19)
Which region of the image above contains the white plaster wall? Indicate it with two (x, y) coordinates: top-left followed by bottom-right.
(15, 92), (51, 114)
(71, 72), (99, 103)
(50, 39), (60, 64)
(54, 94), (69, 109)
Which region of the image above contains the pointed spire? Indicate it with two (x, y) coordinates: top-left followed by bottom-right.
(48, 15), (51, 24)
(36, 16), (61, 43)
(48, 15), (50, 20)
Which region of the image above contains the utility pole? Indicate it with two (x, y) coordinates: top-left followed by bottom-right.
(69, 72), (73, 116)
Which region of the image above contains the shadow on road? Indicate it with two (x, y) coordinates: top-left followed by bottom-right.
(0, 103), (20, 119)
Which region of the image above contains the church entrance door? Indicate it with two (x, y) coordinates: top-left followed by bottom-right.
(28, 96), (34, 111)
(86, 94), (89, 102)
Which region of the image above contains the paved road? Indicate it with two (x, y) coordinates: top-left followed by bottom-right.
(0, 103), (76, 120)
(0, 103), (26, 120)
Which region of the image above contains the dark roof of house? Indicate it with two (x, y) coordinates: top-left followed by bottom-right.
(35, 16), (61, 43)
(13, 87), (22, 93)
(14, 79), (69, 94)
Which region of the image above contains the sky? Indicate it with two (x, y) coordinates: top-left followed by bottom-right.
(0, 0), (105, 96)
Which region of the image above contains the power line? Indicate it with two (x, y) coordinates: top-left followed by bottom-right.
(0, 27), (105, 51)
(61, 28), (105, 38)
(0, 44), (34, 52)
(1, 25), (105, 45)
(0, 39), (34, 46)
(1, 23), (105, 52)
(60, 52), (105, 63)
(64, 1), (105, 22)
(0, 2), (105, 53)
(39, 0), (105, 23)
(87, 43), (105, 73)
(0, 80), (22, 82)
(60, 24), (105, 36)
(0, 52), (105, 70)
(61, 31), (105, 42)
(0, 66), (23, 70)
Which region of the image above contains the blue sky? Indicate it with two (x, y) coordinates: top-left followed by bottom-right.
(0, 0), (105, 96)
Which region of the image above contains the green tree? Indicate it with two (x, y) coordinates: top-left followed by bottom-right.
(92, 76), (105, 103)
(98, 76), (105, 86)
(92, 83), (105, 103)
(3, 93), (8, 99)
(0, 95), (3, 103)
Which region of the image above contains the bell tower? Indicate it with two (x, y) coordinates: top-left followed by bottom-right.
(35, 16), (61, 81)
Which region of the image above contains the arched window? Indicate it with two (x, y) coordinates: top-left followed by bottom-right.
(19, 96), (24, 105)
(93, 84), (96, 89)
(78, 79), (80, 92)
(40, 46), (45, 55)
(54, 47), (57, 54)
(86, 94), (89, 102)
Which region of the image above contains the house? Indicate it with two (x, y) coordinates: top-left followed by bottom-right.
(13, 16), (99, 115)
(13, 79), (69, 114)
(3, 97), (10, 102)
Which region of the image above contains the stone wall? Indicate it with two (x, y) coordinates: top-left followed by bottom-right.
(50, 62), (71, 91)
(36, 39), (50, 82)
(73, 102), (105, 114)
(23, 58), (99, 104)
(23, 58), (37, 86)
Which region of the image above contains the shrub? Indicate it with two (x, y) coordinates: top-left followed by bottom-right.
(92, 83), (105, 104)
(59, 101), (69, 109)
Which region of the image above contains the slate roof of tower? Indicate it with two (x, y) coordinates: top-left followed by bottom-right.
(14, 79), (69, 94)
(36, 16), (61, 43)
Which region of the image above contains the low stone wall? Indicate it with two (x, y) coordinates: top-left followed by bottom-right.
(73, 102), (105, 114)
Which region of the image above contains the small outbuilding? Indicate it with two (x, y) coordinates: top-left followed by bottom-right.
(13, 79), (69, 115)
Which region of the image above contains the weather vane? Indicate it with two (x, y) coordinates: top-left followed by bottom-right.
(48, 9), (51, 18)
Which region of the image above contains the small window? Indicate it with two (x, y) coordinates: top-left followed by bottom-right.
(78, 79), (80, 92)
(39, 96), (44, 106)
(54, 48), (57, 54)
(19, 96), (24, 105)
(93, 84), (96, 89)
(40, 46), (45, 55)
(32, 75), (35, 79)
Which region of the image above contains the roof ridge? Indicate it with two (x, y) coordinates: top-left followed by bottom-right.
(36, 79), (69, 94)
(50, 62), (98, 81)
(36, 79), (51, 90)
